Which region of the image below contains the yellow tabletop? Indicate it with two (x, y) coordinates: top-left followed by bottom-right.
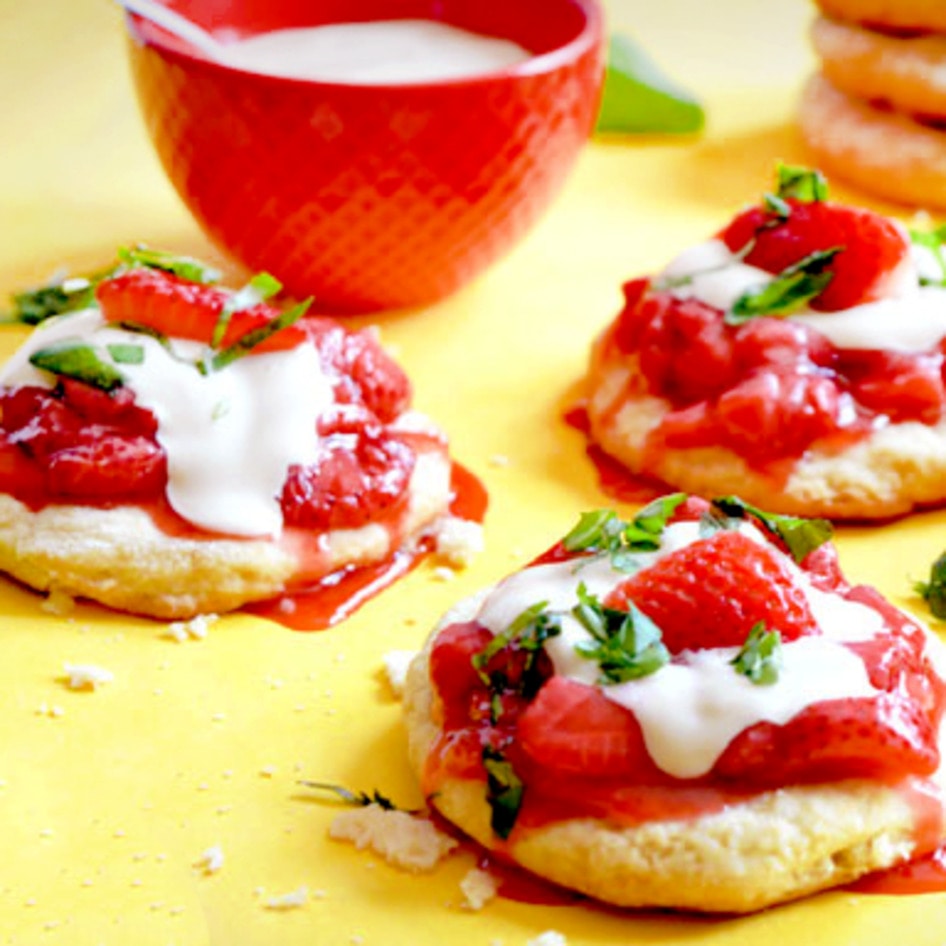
(2, 1), (946, 944)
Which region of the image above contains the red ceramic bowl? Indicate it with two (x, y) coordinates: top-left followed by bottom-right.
(125, 0), (605, 312)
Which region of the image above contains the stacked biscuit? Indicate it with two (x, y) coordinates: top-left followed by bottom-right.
(800, 0), (946, 207)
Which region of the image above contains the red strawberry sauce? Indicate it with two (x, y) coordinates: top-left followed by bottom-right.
(422, 512), (946, 890)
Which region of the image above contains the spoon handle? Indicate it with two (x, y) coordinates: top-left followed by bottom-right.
(116, 0), (224, 60)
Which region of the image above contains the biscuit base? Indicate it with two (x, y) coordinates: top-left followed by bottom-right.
(0, 446), (452, 620)
(585, 348), (946, 520)
(799, 73), (946, 210)
(404, 606), (944, 913)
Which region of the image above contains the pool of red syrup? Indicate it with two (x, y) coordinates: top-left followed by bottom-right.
(247, 462), (488, 631)
(564, 405), (666, 504)
(845, 843), (946, 895)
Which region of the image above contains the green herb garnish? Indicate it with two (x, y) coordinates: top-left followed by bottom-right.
(29, 340), (125, 392)
(711, 496), (832, 563)
(731, 622), (783, 685)
(117, 245), (221, 285)
(910, 225), (946, 287)
(206, 297), (311, 373)
(9, 275), (100, 326)
(595, 33), (704, 135)
(915, 551), (946, 619)
(563, 496), (687, 572)
(572, 583), (669, 684)
(726, 247), (840, 323)
(773, 164), (829, 203)
(482, 746), (524, 840)
(210, 271), (282, 349)
(106, 343), (145, 365)
(298, 781), (399, 810)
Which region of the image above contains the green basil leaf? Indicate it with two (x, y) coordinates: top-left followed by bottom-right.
(29, 340), (124, 392)
(775, 164), (829, 203)
(911, 225), (946, 287)
(297, 781), (398, 811)
(482, 746), (524, 840)
(117, 245), (222, 285)
(916, 550), (946, 620)
(726, 247), (840, 323)
(711, 496), (832, 563)
(210, 271), (283, 349)
(106, 343), (145, 365)
(572, 583), (669, 684)
(731, 622), (783, 685)
(9, 275), (100, 326)
(595, 33), (704, 135)
(208, 297), (311, 372)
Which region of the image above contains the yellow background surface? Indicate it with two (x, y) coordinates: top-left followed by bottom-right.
(2, 1), (946, 943)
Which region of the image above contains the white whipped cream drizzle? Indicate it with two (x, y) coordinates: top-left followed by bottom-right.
(1, 309), (333, 537)
(660, 238), (946, 353)
(472, 520), (916, 779)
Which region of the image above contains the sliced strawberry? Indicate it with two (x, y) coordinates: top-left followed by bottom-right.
(719, 198), (909, 311)
(608, 530), (819, 652)
(838, 350), (944, 425)
(712, 366), (843, 460)
(714, 694), (939, 785)
(733, 317), (834, 372)
(306, 320), (411, 423)
(58, 378), (158, 435)
(280, 410), (415, 531)
(0, 435), (43, 500)
(46, 435), (166, 499)
(96, 267), (306, 352)
(636, 293), (737, 403)
(429, 621), (493, 704)
(517, 676), (657, 778)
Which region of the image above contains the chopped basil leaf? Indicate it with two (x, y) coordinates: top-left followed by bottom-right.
(210, 271), (283, 349)
(562, 497), (686, 572)
(106, 343), (144, 365)
(472, 601), (561, 715)
(775, 164), (828, 203)
(915, 551), (946, 620)
(117, 245), (221, 285)
(9, 273), (101, 325)
(595, 33), (704, 135)
(29, 340), (124, 392)
(762, 193), (792, 221)
(711, 496), (832, 563)
(297, 781), (398, 811)
(726, 247), (840, 323)
(910, 225), (946, 287)
(731, 622), (783, 685)
(482, 746), (524, 840)
(572, 583), (669, 684)
(207, 297), (311, 372)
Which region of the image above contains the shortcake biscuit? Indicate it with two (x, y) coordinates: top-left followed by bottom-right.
(404, 500), (946, 912)
(814, 0), (946, 33)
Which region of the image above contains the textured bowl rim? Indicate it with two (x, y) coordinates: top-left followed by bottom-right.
(124, 0), (605, 90)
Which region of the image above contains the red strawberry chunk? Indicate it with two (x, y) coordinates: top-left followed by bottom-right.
(714, 694), (939, 785)
(839, 350), (945, 425)
(280, 409), (415, 531)
(712, 366), (843, 460)
(608, 530), (819, 652)
(719, 198), (909, 312)
(517, 676), (658, 779)
(46, 436), (166, 499)
(636, 293), (737, 403)
(96, 267), (306, 352)
(305, 319), (411, 423)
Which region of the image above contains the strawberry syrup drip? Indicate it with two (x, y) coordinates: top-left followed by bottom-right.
(846, 843), (946, 895)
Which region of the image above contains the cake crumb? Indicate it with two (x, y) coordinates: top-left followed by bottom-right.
(165, 613), (218, 643)
(194, 845), (224, 875)
(63, 663), (114, 691)
(431, 566), (456, 583)
(264, 886), (308, 911)
(459, 868), (498, 911)
(382, 650), (417, 698)
(328, 804), (457, 872)
(431, 516), (484, 568)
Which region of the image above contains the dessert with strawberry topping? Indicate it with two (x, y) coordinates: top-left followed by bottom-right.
(403, 495), (946, 912)
(584, 165), (946, 518)
(0, 249), (478, 621)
